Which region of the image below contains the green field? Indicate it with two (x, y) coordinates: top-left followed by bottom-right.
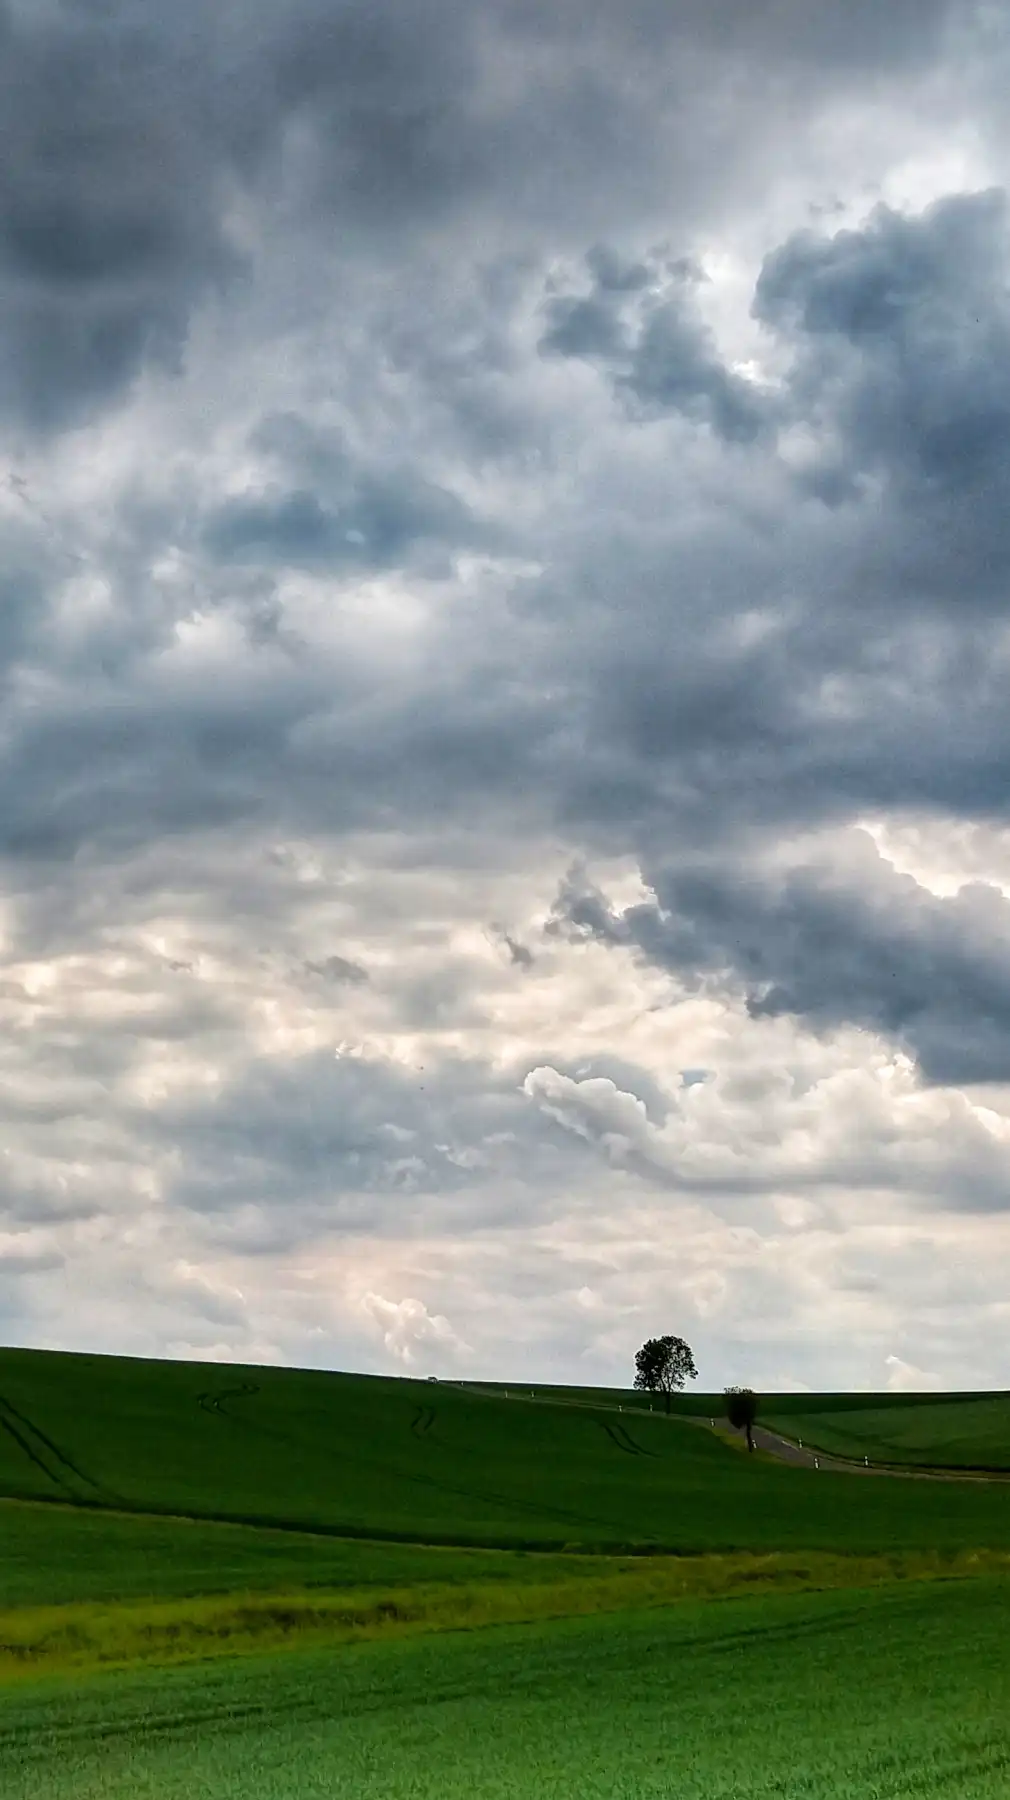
(3, 1577), (1008, 1799)
(760, 1396), (1010, 1469)
(3, 1347), (1010, 1796)
(462, 1378), (1010, 1468)
(0, 1495), (648, 1609)
(2, 1348), (1010, 1556)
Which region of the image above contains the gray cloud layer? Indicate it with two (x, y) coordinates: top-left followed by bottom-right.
(2, 0), (1010, 1380)
(548, 835), (1010, 1087)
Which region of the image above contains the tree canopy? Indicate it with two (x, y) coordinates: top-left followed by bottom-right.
(725, 1385), (759, 1451)
(633, 1335), (698, 1413)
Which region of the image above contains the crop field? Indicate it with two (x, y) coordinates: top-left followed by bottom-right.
(758, 1396), (1010, 1469)
(3, 1347), (1010, 1555)
(3, 1347), (1010, 1797)
(3, 1576), (1009, 1799)
(461, 1378), (1010, 1467)
(0, 1495), (656, 1610)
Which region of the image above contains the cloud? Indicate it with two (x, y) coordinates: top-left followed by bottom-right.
(133, 1041), (618, 1255)
(541, 247), (773, 441)
(885, 1353), (943, 1392)
(489, 923), (535, 967)
(202, 415), (499, 576)
(304, 954), (369, 985)
(524, 1067), (655, 1168)
(0, 0), (960, 444)
(360, 1292), (471, 1366)
(0, 1233), (63, 1277)
(522, 1052), (1010, 1217)
(754, 188), (1010, 590)
(547, 832), (1010, 1086)
(3, 0), (1010, 1389)
(0, 4), (253, 436)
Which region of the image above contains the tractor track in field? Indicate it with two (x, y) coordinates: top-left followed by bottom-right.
(0, 1391), (110, 1502)
(394, 1399), (664, 1538)
(196, 1381), (261, 1420)
(411, 1404), (436, 1439)
(598, 1419), (660, 1458)
(194, 1384), (639, 1540)
(195, 1382), (302, 1449)
(0, 1400), (69, 1497)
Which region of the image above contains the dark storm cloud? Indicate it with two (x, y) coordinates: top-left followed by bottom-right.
(0, 654), (570, 869)
(548, 837), (1010, 1086)
(8, 172), (1010, 883)
(202, 419), (497, 573)
(753, 188), (1010, 604)
(538, 244), (654, 359)
(518, 0), (957, 73)
(0, 3), (252, 434)
(529, 181), (1010, 864)
(1, 3), (1008, 1124)
(541, 248), (772, 442)
(0, 0), (962, 437)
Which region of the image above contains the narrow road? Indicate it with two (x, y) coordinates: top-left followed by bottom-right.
(693, 1415), (1010, 1484)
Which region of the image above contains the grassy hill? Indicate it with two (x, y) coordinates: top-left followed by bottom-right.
(759, 1396), (1010, 1469)
(465, 1378), (1010, 1468)
(2, 1346), (1010, 1559)
(4, 1344), (1010, 1797)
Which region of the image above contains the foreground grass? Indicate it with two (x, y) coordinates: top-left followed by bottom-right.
(4, 1546), (1007, 1683)
(4, 1348), (1010, 1555)
(3, 1576), (1008, 1798)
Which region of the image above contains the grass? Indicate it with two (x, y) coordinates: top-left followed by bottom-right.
(4, 1347), (1010, 1794)
(457, 1380), (1010, 1418)
(4, 1545), (1007, 1683)
(2, 1575), (1008, 1798)
(760, 1396), (1010, 1469)
(463, 1379), (1010, 1468)
(0, 1496), (623, 1610)
(3, 1347), (1010, 1557)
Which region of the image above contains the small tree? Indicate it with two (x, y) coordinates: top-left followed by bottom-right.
(633, 1336), (698, 1414)
(725, 1385), (758, 1452)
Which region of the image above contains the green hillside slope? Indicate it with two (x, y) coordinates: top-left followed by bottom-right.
(2, 1347), (1010, 1555)
(760, 1396), (1010, 1468)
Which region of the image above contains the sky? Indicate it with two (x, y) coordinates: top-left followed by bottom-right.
(2, 0), (1010, 1396)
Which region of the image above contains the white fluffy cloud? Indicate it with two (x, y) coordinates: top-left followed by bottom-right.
(361, 1293), (472, 1367)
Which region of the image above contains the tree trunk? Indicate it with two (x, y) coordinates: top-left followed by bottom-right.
(664, 1389), (670, 1414)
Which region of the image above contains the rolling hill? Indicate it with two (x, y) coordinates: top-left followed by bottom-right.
(2, 1346), (1010, 1557)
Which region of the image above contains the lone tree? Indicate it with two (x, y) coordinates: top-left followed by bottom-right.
(725, 1386), (759, 1452)
(633, 1336), (698, 1413)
